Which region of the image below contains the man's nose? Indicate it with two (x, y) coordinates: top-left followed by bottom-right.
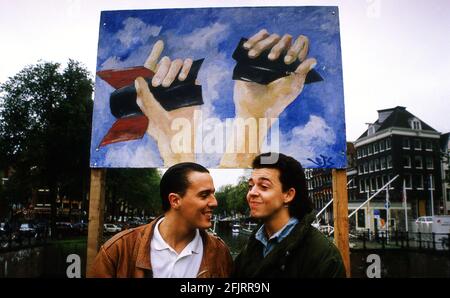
(247, 185), (258, 197)
(208, 195), (218, 208)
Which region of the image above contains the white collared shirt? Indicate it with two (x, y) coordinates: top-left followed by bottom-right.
(150, 217), (203, 278)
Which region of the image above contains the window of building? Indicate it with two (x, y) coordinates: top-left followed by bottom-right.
(414, 175), (424, 190)
(364, 162), (369, 173)
(368, 145), (373, 155)
(414, 156), (423, 169)
(426, 156), (434, 169)
(365, 178), (370, 192)
(375, 159), (380, 171)
(380, 157), (386, 170)
(371, 177), (376, 191)
(403, 156), (411, 168)
(359, 179), (364, 193)
(425, 140), (433, 151)
(357, 209), (366, 228)
(382, 175), (387, 186)
(387, 155), (393, 168)
(369, 160), (374, 172)
(359, 164), (363, 175)
(414, 139), (422, 150)
(388, 174), (394, 189)
(402, 138), (410, 149)
(411, 119), (422, 130)
(357, 148), (361, 159)
(377, 176), (382, 190)
(362, 147), (367, 157)
(386, 138), (391, 150)
(374, 142), (379, 153)
(380, 140), (385, 151)
(368, 125), (376, 136)
(404, 174), (412, 189)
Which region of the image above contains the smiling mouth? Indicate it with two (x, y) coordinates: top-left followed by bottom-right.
(202, 211), (213, 220)
(249, 202), (261, 208)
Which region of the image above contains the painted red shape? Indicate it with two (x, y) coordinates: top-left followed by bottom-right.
(99, 115), (149, 147)
(97, 66), (154, 89)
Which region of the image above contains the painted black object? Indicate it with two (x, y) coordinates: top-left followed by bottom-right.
(232, 38), (323, 85)
(110, 59), (204, 117)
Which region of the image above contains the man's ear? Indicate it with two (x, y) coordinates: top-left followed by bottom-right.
(284, 188), (296, 204)
(168, 193), (181, 210)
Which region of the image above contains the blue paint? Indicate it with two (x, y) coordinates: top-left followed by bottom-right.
(91, 6), (347, 168)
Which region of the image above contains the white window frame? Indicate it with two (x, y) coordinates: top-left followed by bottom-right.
(414, 139), (422, 151)
(403, 156), (411, 168)
(404, 174), (412, 189)
(387, 156), (393, 169)
(411, 119), (422, 130)
(416, 175), (424, 190)
(415, 156), (423, 169)
(426, 156), (434, 169)
(402, 138), (410, 149)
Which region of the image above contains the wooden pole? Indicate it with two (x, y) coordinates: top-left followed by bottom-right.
(86, 168), (106, 277)
(332, 169), (351, 277)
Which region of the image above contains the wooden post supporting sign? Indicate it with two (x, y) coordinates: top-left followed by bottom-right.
(86, 168), (106, 277)
(332, 169), (351, 277)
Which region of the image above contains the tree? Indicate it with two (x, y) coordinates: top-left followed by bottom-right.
(215, 176), (249, 216)
(0, 60), (93, 232)
(105, 168), (162, 221)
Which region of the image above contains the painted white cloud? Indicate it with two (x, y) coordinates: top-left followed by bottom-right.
(263, 115), (336, 166)
(180, 22), (229, 51)
(117, 17), (162, 48)
(105, 143), (162, 167)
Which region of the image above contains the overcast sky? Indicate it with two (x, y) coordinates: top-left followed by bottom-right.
(1, 0), (449, 186)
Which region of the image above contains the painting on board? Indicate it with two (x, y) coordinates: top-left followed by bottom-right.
(90, 6), (347, 168)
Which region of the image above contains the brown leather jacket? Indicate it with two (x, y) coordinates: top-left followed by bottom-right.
(88, 216), (233, 278)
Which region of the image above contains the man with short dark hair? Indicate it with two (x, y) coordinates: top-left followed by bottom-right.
(89, 162), (233, 278)
(233, 153), (346, 278)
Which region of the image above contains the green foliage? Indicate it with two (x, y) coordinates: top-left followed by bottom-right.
(215, 175), (249, 216)
(0, 60), (94, 211)
(106, 168), (162, 217)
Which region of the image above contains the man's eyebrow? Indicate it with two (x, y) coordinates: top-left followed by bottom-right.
(198, 188), (215, 195)
(257, 177), (273, 184)
(249, 177), (272, 184)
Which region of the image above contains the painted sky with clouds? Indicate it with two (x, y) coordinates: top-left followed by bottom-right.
(89, 6), (346, 168)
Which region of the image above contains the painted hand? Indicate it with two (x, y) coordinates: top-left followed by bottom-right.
(135, 40), (200, 166)
(220, 30), (317, 168)
(234, 29), (317, 119)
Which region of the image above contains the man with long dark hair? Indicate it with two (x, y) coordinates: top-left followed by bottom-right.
(233, 153), (345, 278)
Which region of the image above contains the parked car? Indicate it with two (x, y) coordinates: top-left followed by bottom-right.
(19, 223), (37, 237)
(104, 224), (121, 234)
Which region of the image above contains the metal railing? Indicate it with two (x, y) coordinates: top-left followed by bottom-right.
(348, 229), (450, 252)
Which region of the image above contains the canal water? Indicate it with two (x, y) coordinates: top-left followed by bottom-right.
(215, 225), (251, 259)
